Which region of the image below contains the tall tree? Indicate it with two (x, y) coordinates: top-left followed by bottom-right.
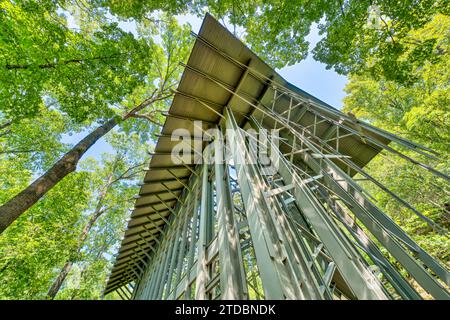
(47, 137), (146, 299)
(1, 0), (448, 300)
(0, 107), (72, 183)
(0, 15), (192, 233)
(0, 170), (93, 299)
(0, 131), (147, 300)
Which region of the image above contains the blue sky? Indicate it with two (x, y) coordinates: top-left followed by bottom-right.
(62, 14), (348, 161)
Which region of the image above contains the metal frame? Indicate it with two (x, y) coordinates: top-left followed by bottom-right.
(105, 15), (449, 300)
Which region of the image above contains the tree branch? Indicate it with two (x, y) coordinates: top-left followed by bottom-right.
(123, 91), (172, 121)
(109, 162), (146, 186)
(0, 149), (41, 154)
(5, 54), (124, 70)
(0, 121), (12, 130)
(379, 16), (396, 45)
(129, 113), (164, 127)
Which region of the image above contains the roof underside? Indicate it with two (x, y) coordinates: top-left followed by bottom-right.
(104, 14), (391, 294)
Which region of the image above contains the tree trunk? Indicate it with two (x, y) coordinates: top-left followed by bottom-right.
(0, 93), (163, 234)
(46, 167), (116, 299)
(46, 204), (105, 300)
(0, 118), (117, 233)
(69, 237), (114, 300)
(5, 54), (123, 70)
(47, 260), (73, 299)
(46, 210), (103, 300)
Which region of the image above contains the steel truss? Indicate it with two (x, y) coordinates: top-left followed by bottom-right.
(108, 18), (449, 299)
(126, 102), (449, 300)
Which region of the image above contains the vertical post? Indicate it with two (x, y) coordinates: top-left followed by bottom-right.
(214, 127), (248, 299)
(148, 247), (166, 299)
(155, 236), (173, 299)
(185, 188), (200, 299)
(224, 107), (299, 299)
(250, 117), (389, 300)
(171, 208), (190, 299)
(195, 148), (211, 299)
(165, 218), (184, 299)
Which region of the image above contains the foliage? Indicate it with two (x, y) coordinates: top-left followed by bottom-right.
(0, 171), (92, 299)
(0, 0), (157, 122)
(343, 14), (450, 152)
(0, 0), (448, 300)
(0, 131), (148, 300)
(0, 0), (191, 300)
(51, 134), (146, 299)
(91, 0), (449, 84)
(0, 107), (71, 171)
(343, 14), (450, 265)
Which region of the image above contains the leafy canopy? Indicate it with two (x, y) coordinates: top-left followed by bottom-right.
(343, 14), (449, 265)
(0, 0), (157, 122)
(91, 0), (449, 84)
